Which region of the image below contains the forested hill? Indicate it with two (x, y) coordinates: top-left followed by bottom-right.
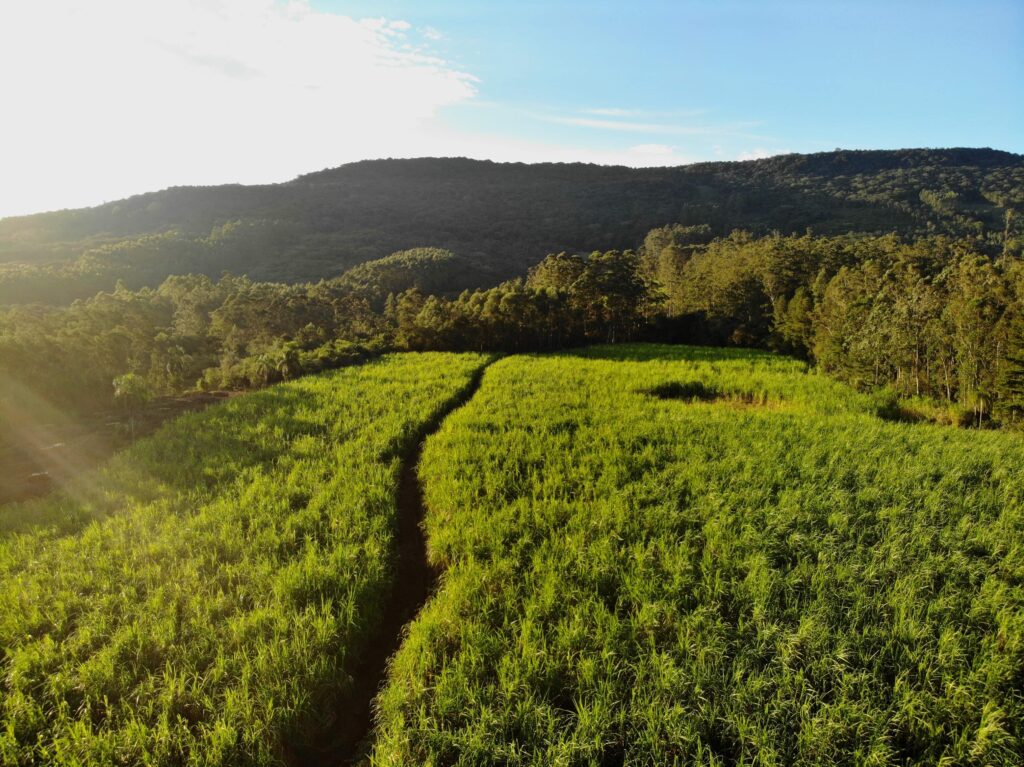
(1, 147), (1022, 304)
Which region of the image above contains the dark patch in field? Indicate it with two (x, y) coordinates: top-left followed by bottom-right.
(649, 381), (722, 401)
(646, 381), (777, 409)
(599, 741), (626, 766)
(874, 402), (927, 424)
(873, 396), (991, 429)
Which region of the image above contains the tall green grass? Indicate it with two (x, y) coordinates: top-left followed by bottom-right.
(0, 352), (488, 765)
(373, 344), (1024, 766)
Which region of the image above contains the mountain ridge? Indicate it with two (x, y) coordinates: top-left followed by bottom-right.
(1, 147), (1021, 305)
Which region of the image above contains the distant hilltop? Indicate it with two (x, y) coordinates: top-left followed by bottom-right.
(0, 147), (1021, 303)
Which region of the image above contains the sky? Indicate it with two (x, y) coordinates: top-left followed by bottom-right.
(0, 0), (1020, 219)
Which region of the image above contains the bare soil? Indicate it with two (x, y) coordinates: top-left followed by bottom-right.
(0, 392), (234, 506)
(287, 364), (490, 767)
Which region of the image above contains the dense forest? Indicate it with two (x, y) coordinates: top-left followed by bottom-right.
(1, 148), (1022, 304)
(4, 229), (1024, 429)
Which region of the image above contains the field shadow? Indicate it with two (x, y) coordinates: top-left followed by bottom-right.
(869, 390), (993, 429)
(648, 381), (722, 402)
(645, 380), (783, 409)
(874, 400), (927, 424)
(0, 392), (236, 509)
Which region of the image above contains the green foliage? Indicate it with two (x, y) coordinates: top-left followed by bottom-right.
(335, 247), (500, 308)
(112, 372), (151, 403)
(9, 226), (1024, 429)
(998, 309), (1024, 417)
(0, 352), (488, 764)
(0, 274), (386, 413)
(771, 286), (813, 356)
(390, 250), (654, 351)
(373, 344), (1024, 765)
(112, 372), (153, 437)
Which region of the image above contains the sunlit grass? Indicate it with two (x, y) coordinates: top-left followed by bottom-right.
(4, 343), (1022, 765)
(373, 344), (1024, 766)
(0, 352), (489, 765)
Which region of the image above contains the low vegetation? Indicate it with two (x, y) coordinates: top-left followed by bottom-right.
(373, 344), (1024, 765)
(0, 352), (488, 764)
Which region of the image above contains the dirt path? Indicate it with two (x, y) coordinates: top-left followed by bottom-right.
(289, 362), (492, 767)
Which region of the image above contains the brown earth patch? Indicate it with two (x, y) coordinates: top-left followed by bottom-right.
(0, 392), (235, 506)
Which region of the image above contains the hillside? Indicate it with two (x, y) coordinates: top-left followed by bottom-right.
(1, 148), (1021, 304)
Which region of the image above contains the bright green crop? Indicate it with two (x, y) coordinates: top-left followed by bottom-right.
(374, 344), (1024, 766)
(4, 344), (1022, 766)
(0, 352), (488, 765)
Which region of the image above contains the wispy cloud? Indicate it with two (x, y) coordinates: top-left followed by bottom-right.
(541, 113), (766, 139)
(737, 147), (789, 161)
(548, 116), (687, 133)
(582, 106), (709, 119)
(157, 42), (264, 80)
(628, 143), (678, 157)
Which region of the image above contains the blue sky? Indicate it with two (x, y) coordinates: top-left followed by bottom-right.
(0, 0), (1020, 217)
(318, 0), (1023, 160)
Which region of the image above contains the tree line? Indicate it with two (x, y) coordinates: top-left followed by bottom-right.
(5, 231), (1024, 427)
(644, 226), (1024, 425)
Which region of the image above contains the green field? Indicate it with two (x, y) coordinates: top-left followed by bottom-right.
(2, 344), (1022, 766)
(0, 352), (489, 765)
(374, 345), (1024, 766)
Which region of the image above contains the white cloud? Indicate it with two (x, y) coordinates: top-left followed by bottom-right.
(625, 144), (677, 159)
(543, 113), (766, 139)
(736, 147), (787, 161)
(582, 107), (709, 119)
(548, 116), (685, 134)
(0, 0), (476, 217)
